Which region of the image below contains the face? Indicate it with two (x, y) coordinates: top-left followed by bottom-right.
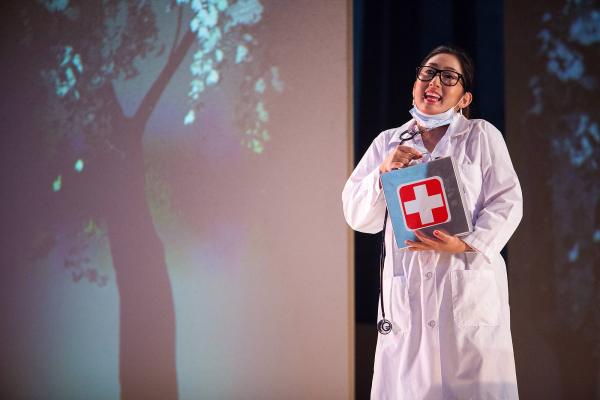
(412, 53), (472, 115)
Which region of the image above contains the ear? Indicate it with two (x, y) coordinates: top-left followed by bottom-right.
(459, 91), (473, 109)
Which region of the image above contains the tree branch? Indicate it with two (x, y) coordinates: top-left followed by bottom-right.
(168, 6), (184, 60)
(133, 28), (195, 132)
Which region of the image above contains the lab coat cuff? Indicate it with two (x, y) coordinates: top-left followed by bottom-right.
(461, 234), (492, 264)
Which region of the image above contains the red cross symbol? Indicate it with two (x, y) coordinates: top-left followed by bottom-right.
(398, 177), (450, 230)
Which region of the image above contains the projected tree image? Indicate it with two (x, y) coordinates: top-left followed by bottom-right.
(525, 1), (599, 396)
(9, 0), (281, 398)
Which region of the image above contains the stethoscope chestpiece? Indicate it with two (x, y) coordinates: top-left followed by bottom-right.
(377, 318), (392, 335)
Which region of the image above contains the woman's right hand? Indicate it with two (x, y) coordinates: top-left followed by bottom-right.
(379, 145), (423, 173)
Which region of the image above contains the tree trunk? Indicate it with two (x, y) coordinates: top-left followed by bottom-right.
(105, 119), (178, 400)
(96, 28), (196, 400)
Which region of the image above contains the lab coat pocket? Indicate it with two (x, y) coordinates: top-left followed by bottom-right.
(389, 276), (410, 334)
(451, 270), (500, 327)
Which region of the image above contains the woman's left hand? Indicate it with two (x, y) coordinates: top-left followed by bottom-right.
(405, 229), (473, 253)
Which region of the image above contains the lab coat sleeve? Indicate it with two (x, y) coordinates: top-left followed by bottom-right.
(461, 122), (523, 263)
(342, 134), (388, 233)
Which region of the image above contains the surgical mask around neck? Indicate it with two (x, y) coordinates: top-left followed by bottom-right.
(409, 97), (463, 130)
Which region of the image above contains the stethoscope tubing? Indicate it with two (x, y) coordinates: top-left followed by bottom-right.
(376, 128), (424, 335)
(377, 208), (392, 334)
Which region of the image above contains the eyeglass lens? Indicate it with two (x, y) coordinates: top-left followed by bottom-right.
(417, 66), (461, 86)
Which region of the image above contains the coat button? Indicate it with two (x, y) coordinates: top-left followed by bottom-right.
(428, 320), (436, 328)
(425, 272), (433, 279)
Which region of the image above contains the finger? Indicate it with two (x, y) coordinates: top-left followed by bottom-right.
(389, 162), (407, 170)
(393, 151), (418, 164)
(407, 246), (426, 252)
(381, 158), (400, 172)
(408, 245), (432, 252)
(390, 155), (409, 163)
(391, 156), (411, 168)
(405, 239), (431, 250)
(432, 229), (452, 243)
(414, 230), (439, 245)
(396, 145), (421, 156)
(392, 158), (416, 168)
(396, 145), (423, 158)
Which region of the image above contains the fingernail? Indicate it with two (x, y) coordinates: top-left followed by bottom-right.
(434, 230), (440, 236)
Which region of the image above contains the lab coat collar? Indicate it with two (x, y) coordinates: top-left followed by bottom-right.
(448, 113), (470, 137)
(430, 113), (471, 158)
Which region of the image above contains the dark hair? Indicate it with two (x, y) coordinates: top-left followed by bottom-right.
(420, 45), (474, 118)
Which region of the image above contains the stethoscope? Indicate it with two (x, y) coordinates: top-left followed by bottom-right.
(377, 127), (424, 335)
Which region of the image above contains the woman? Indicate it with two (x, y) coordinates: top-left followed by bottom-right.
(343, 46), (522, 399)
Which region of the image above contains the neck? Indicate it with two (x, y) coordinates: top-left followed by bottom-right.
(420, 125), (448, 153)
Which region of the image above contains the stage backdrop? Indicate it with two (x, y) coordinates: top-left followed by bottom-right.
(0, 1), (352, 399)
(506, 0), (599, 399)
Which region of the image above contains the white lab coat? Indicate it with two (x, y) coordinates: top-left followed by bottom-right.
(343, 114), (522, 400)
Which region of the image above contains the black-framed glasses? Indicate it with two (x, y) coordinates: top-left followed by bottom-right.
(416, 65), (465, 87)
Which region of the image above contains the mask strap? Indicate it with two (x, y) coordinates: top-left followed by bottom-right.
(456, 92), (468, 115)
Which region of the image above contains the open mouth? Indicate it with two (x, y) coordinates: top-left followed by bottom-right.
(424, 92), (442, 103)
